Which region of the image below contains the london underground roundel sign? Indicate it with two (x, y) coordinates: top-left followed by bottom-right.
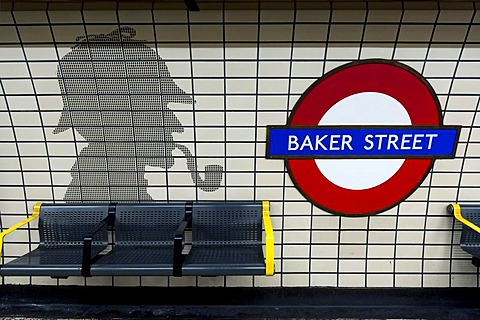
(267, 59), (460, 216)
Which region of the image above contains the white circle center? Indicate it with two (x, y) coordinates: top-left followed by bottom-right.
(316, 92), (411, 190)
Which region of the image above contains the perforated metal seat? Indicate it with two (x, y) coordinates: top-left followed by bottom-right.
(0, 203), (109, 278)
(182, 201), (268, 276)
(461, 225), (480, 262)
(89, 203), (186, 276)
(449, 203), (480, 267)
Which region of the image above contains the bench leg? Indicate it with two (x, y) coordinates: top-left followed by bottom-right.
(472, 257), (480, 268)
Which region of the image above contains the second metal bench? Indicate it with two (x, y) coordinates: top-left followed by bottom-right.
(448, 203), (480, 267)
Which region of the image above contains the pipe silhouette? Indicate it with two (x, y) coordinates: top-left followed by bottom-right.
(174, 143), (222, 192)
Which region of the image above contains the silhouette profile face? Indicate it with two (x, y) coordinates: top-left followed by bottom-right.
(53, 27), (193, 170)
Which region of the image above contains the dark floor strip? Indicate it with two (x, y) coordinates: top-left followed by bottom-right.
(0, 285), (479, 319)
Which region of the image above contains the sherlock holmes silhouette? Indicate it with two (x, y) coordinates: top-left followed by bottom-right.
(53, 27), (223, 202)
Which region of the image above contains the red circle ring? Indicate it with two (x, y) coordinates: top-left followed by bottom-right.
(287, 59), (442, 216)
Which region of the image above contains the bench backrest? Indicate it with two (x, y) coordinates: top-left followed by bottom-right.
(458, 205), (480, 246)
(115, 203), (186, 246)
(39, 204), (109, 248)
(191, 201), (262, 247)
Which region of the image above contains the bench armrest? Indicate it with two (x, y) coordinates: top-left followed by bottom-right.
(0, 202), (42, 259)
(82, 216), (110, 277)
(173, 216), (190, 277)
(262, 201), (274, 276)
(448, 203), (480, 234)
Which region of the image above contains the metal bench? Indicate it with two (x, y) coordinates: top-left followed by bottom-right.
(0, 201), (274, 277)
(448, 203), (480, 267)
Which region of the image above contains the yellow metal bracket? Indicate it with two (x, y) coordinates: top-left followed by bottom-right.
(450, 203), (480, 234)
(262, 200), (274, 276)
(0, 202), (42, 257)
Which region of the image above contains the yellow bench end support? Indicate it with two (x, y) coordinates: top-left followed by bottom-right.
(262, 200), (274, 276)
(449, 203), (480, 234)
(0, 202), (42, 257)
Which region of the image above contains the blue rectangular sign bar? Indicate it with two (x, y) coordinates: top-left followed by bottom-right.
(268, 126), (460, 158)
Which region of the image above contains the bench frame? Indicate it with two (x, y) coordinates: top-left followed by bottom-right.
(0, 201), (274, 277)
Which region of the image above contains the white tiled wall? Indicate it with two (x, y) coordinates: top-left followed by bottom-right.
(0, 7), (479, 287)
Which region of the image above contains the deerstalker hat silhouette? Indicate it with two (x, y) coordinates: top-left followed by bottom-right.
(53, 26), (193, 137)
